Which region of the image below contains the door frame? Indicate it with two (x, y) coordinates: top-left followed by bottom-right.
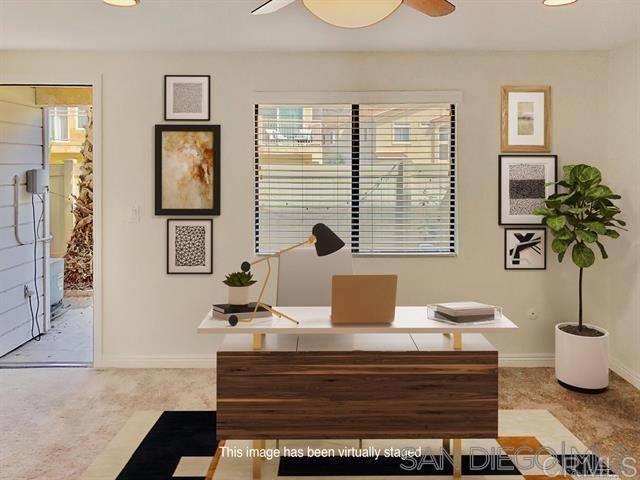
(0, 75), (103, 367)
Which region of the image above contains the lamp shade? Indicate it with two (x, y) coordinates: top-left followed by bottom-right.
(104, 0), (139, 6)
(543, 0), (577, 5)
(312, 223), (345, 257)
(302, 0), (402, 29)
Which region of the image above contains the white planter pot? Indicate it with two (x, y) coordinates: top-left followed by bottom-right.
(228, 286), (250, 306)
(555, 322), (609, 392)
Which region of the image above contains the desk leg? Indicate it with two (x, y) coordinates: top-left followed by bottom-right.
(452, 438), (462, 479)
(252, 333), (265, 351)
(251, 336), (265, 479)
(452, 333), (462, 350)
(442, 438), (451, 454)
(252, 439), (265, 480)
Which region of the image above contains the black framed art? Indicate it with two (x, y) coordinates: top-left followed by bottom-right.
(164, 75), (211, 121)
(155, 124), (221, 216)
(504, 228), (546, 270)
(499, 154), (557, 225)
(167, 219), (213, 274)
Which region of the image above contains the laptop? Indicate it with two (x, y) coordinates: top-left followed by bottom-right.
(331, 275), (398, 324)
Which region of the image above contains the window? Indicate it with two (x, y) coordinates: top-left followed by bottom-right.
(255, 103), (457, 255)
(437, 130), (450, 162)
(393, 123), (410, 143)
(77, 107), (89, 129)
(48, 107), (70, 142)
(261, 106), (305, 145)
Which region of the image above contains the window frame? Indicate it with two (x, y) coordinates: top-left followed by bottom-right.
(48, 106), (71, 142)
(392, 123), (411, 144)
(253, 91), (461, 257)
(76, 107), (89, 130)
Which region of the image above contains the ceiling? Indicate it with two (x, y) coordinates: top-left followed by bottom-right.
(0, 0), (639, 52)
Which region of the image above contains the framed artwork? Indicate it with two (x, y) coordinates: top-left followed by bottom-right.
(167, 219), (213, 274)
(155, 124), (220, 216)
(501, 86), (551, 153)
(505, 228), (546, 270)
(164, 75), (211, 121)
(499, 155), (557, 225)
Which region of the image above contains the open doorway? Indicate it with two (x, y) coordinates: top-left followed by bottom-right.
(0, 86), (94, 366)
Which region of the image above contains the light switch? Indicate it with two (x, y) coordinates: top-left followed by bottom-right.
(127, 206), (140, 223)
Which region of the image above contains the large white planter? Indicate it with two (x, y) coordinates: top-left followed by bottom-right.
(228, 286), (250, 306)
(555, 322), (609, 392)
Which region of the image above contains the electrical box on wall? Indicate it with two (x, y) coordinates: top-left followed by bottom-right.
(26, 169), (48, 195)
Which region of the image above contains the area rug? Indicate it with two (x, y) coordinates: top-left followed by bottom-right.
(81, 410), (621, 479)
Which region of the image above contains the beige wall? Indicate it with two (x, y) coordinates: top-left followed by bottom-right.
(0, 50), (612, 366)
(605, 41), (640, 387)
(35, 86), (92, 106)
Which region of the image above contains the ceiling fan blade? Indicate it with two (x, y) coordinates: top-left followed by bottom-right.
(251, 0), (297, 15)
(404, 0), (455, 17)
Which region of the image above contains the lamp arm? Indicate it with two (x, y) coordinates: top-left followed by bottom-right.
(241, 235), (316, 271)
(248, 251), (301, 326)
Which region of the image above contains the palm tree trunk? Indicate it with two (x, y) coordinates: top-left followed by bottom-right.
(578, 267), (583, 331)
(64, 108), (93, 291)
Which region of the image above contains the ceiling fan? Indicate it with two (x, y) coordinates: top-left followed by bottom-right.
(251, 0), (456, 29)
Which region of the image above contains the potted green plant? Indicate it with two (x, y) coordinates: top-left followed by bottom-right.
(223, 271), (257, 306)
(534, 164), (625, 393)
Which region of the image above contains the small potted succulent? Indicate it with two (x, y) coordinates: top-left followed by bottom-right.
(223, 271), (257, 306)
(534, 164), (625, 393)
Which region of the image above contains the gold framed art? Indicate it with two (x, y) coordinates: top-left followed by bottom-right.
(501, 86), (551, 153)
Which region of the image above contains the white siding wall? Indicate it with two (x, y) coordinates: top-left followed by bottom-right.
(0, 87), (46, 356)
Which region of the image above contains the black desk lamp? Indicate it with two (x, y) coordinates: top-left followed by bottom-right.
(235, 223), (345, 326)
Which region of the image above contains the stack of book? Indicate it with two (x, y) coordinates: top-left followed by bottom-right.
(430, 302), (498, 324)
(212, 303), (271, 321)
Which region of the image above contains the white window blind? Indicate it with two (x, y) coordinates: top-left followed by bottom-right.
(255, 103), (457, 255)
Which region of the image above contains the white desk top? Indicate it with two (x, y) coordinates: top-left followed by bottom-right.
(198, 306), (518, 335)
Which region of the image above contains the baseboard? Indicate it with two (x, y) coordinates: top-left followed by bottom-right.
(500, 354), (639, 389)
(499, 353), (555, 367)
(96, 353), (637, 386)
(610, 357), (640, 390)
(99, 354), (215, 368)
(99, 353), (555, 369)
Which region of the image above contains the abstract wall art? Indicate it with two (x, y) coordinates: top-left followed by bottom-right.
(164, 75), (211, 121)
(155, 125), (221, 216)
(501, 86), (551, 153)
(499, 155), (557, 225)
(505, 228), (546, 270)
(167, 219), (213, 274)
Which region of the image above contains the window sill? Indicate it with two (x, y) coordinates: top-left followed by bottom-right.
(254, 251), (458, 258)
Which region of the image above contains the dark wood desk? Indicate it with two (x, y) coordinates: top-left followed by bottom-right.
(199, 307), (516, 479)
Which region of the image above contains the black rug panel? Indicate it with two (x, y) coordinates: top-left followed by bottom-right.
(116, 411), (218, 480)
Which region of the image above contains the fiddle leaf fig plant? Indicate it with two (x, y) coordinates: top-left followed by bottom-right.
(533, 164), (626, 334)
(223, 271), (257, 287)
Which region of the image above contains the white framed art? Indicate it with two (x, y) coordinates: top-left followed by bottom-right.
(501, 86), (550, 153)
(167, 219), (213, 274)
(499, 155), (557, 225)
(164, 75), (210, 121)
